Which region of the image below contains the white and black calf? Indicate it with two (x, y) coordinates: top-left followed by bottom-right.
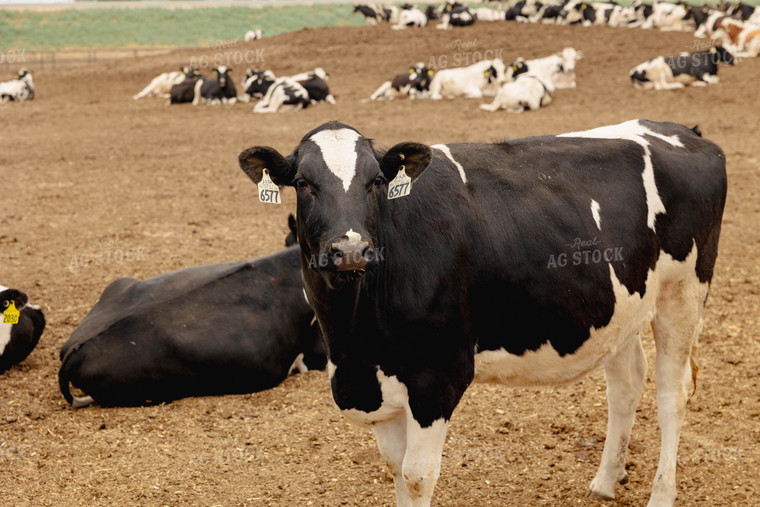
(630, 46), (735, 90)
(369, 62), (434, 101)
(292, 67), (336, 105)
(239, 119), (726, 507)
(436, 1), (477, 29)
(1, 286), (45, 373)
(392, 4), (429, 29)
(0, 68), (35, 103)
(193, 66), (237, 105)
(244, 28), (263, 41)
(58, 246), (325, 407)
(253, 76), (311, 113)
(507, 46), (582, 91)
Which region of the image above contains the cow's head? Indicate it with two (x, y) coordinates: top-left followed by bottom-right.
(410, 62), (434, 90)
(213, 66), (231, 87)
(16, 68), (32, 81)
(711, 45), (735, 65)
(181, 66), (200, 80)
(507, 59), (529, 80)
(239, 122), (432, 286)
(1, 288), (28, 315)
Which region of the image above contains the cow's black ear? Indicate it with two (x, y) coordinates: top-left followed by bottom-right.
(238, 146), (295, 186)
(380, 142), (432, 182)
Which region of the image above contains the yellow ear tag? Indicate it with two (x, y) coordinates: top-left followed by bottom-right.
(409, 68), (415, 74)
(388, 165), (412, 200)
(3, 301), (20, 325)
(484, 70), (490, 76)
(513, 65), (519, 72)
(258, 169), (281, 205)
(710, 46), (717, 54)
(581, 3), (587, 9)
(427, 69), (433, 76)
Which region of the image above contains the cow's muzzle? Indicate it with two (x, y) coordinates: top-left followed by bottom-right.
(326, 237), (375, 273)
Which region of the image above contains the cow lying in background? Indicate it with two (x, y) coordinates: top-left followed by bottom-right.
(630, 46), (735, 90)
(392, 4), (429, 29)
(479, 74), (552, 112)
(507, 47), (582, 91)
(168, 67), (205, 104)
(133, 66), (198, 100)
(0, 68), (35, 103)
(246, 67), (334, 112)
(244, 29), (263, 41)
(1, 286), (45, 373)
(193, 66), (237, 105)
(58, 245), (325, 407)
(369, 62), (434, 101)
(428, 58), (506, 99)
(436, 2), (476, 29)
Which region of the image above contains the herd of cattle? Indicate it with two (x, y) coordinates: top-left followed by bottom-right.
(0, 2), (739, 506)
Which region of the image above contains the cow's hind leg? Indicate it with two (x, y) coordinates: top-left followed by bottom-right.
(648, 277), (708, 507)
(587, 333), (647, 500)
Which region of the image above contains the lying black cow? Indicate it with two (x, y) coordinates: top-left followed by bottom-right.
(239, 119), (726, 507)
(1, 286), (45, 373)
(58, 246), (324, 407)
(194, 65), (237, 105)
(169, 67), (205, 104)
(369, 62), (434, 101)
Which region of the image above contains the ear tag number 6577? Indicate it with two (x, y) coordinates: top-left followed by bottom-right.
(388, 166), (412, 200)
(258, 169), (281, 205)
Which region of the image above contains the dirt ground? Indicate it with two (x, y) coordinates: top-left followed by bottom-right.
(1, 19), (758, 507)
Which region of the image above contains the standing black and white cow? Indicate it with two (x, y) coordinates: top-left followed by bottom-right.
(193, 65), (237, 105)
(238, 119), (726, 507)
(0, 68), (35, 103)
(630, 46), (735, 90)
(1, 286), (45, 373)
(58, 246), (325, 407)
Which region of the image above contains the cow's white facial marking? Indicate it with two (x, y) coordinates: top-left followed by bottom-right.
(310, 128), (362, 192)
(0, 284), (12, 355)
(591, 199), (602, 230)
(345, 229), (363, 244)
(432, 144), (467, 184)
(558, 120), (681, 231)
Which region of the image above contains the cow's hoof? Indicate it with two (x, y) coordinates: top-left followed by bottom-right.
(585, 489), (615, 501)
(619, 472), (629, 485)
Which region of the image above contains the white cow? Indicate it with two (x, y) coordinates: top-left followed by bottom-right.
(0, 69), (35, 103)
(640, 2), (693, 31)
(509, 47), (582, 92)
(428, 58), (507, 99)
(244, 29), (263, 41)
(134, 66), (196, 100)
(479, 74), (552, 113)
(392, 5), (428, 29)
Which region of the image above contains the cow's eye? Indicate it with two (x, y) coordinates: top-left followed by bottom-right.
(373, 175), (387, 187)
(294, 178), (309, 190)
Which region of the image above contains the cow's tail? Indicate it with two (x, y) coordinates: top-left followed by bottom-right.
(58, 348), (94, 408)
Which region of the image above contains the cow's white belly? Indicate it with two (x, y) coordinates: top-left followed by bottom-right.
(473, 247), (699, 387)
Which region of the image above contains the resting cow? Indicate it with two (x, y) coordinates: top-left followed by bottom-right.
(193, 66), (237, 105)
(630, 46), (735, 90)
(428, 58), (506, 99)
(133, 66), (197, 100)
(169, 67), (205, 104)
(369, 62), (434, 101)
(238, 119), (726, 507)
(1, 286), (45, 373)
(479, 74), (552, 112)
(0, 68), (35, 103)
(58, 246), (325, 407)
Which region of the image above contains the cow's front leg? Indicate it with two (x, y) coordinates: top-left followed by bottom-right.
(401, 410), (448, 507)
(373, 414), (412, 507)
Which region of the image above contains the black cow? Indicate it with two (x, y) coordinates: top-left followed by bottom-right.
(630, 46), (735, 90)
(238, 119), (726, 506)
(58, 246), (325, 407)
(1, 286), (45, 373)
(194, 65), (237, 105)
(293, 68), (336, 105)
(169, 67), (205, 104)
(444, 1), (476, 26)
(285, 213), (298, 247)
(724, 1), (757, 20)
